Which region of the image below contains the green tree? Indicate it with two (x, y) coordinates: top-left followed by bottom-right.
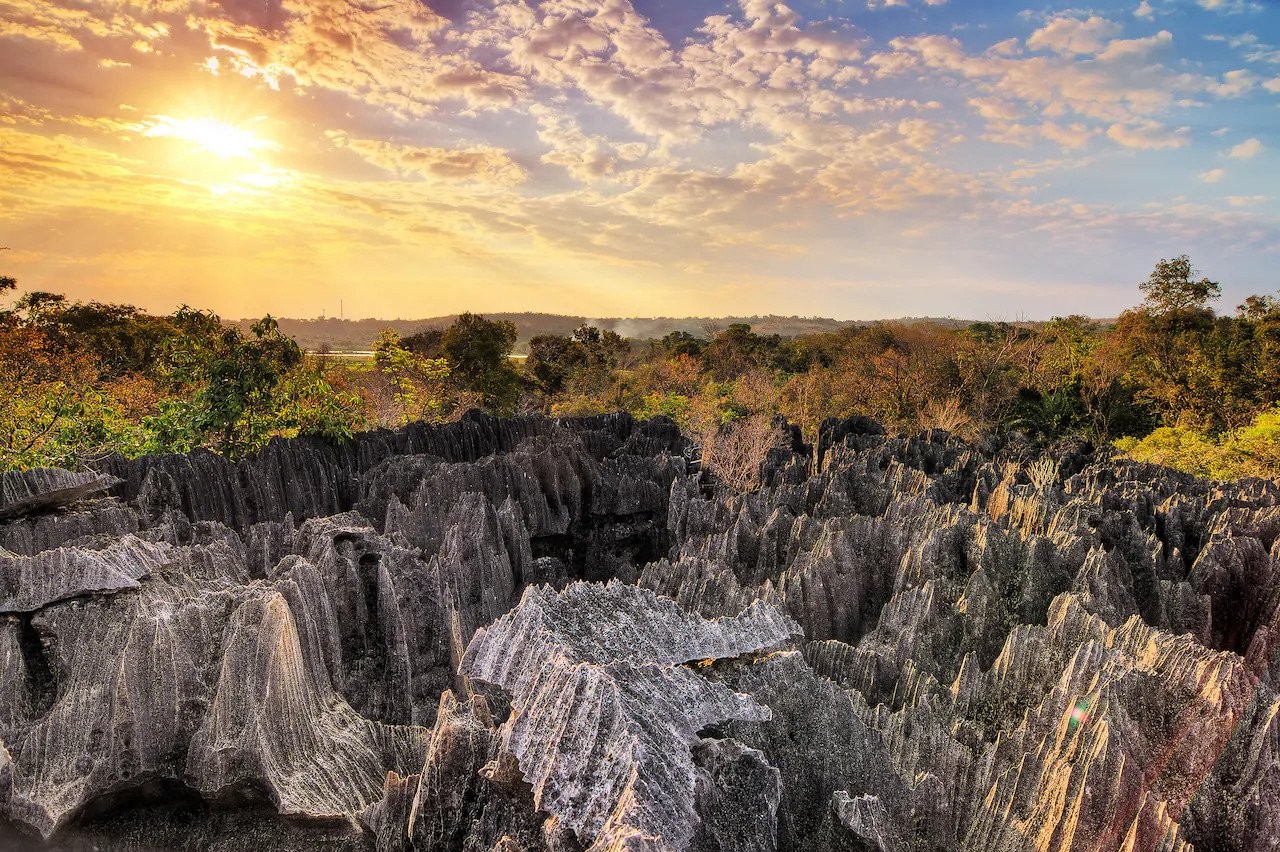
(1106, 257), (1225, 431)
(526, 333), (587, 400)
(373, 329), (453, 424)
(703, 323), (782, 380)
(440, 313), (521, 412)
(271, 361), (367, 441)
(401, 328), (445, 359)
(660, 330), (705, 359)
(1140, 255), (1221, 314)
(147, 316), (304, 458)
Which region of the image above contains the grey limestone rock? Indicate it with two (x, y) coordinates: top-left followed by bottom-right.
(2, 412), (1279, 852)
(460, 581), (799, 852)
(0, 469), (121, 522)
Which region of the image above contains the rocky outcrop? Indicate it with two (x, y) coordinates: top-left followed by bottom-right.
(0, 535), (168, 613)
(0, 469), (120, 522)
(460, 581), (798, 851)
(1, 412), (1278, 851)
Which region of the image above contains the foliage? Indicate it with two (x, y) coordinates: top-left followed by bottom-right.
(2, 254), (1278, 485)
(0, 322), (146, 469)
(1116, 406), (1280, 480)
(701, 414), (788, 492)
(154, 317), (304, 457)
(372, 329), (454, 425)
(0, 282), (366, 468)
(527, 325), (631, 411)
(440, 312), (522, 412)
(1140, 255), (1222, 314)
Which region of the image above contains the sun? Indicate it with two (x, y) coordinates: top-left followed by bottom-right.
(143, 116), (277, 160)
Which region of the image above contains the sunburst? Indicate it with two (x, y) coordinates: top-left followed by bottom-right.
(143, 116), (277, 160)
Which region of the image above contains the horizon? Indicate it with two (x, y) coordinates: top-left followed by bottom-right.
(226, 310), (1110, 324)
(2, 0), (1278, 318)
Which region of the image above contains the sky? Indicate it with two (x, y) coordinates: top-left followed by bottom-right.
(0, 0), (1277, 320)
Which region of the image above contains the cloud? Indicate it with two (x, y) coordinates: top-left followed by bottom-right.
(1229, 137), (1263, 158)
(881, 32), (1179, 125)
(1, 0), (1277, 318)
(329, 134), (527, 186)
(1026, 16), (1122, 56)
(0, 0), (171, 52)
(1134, 1), (1155, 20)
(866, 0), (948, 8)
(1095, 31), (1172, 62)
(193, 0), (525, 115)
(471, 0), (870, 143)
(531, 106), (650, 184)
(1205, 31), (1280, 63)
(1040, 122), (1094, 149)
(1205, 68), (1257, 97)
(1196, 0), (1264, 14)
(1106, 121), (1190, 149)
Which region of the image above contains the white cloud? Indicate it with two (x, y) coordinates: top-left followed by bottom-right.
(328, 134), (527, 186)
(1106, 121), (1190, 149)
(1200, 168), (1225, 183)
(1205, 31), (1280, 63)
(866, 0), (948, 8)
(1041, 121), (1094, 149)
(1205, 68), (1258, 97)
(1229, 137), (1263, 158)
(1026, 16), (1122, 56)
(1196, 0), (1264, 14)
(967, 97), (1020, 120)
(1134, 1), (1155, 20)
(1095, 30), (1173, 62)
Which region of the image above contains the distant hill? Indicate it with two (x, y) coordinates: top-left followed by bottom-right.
(232, 313), (978, 352)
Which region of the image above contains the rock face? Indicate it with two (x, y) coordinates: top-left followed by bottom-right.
(1, 411), (1278, 851)
(461, 581), (798, 851)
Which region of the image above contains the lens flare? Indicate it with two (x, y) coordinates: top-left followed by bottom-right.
(143, 116), (277, 160)
(1067, 698), (1091, 731)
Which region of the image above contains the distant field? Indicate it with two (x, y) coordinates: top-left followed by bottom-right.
(312, 350), (528, 360)
(246, 313), (983, 353)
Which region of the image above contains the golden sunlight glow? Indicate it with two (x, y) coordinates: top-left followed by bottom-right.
(142, 115), (278, 160)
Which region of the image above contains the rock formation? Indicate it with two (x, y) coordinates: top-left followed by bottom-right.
(0, 410), (1277, 851)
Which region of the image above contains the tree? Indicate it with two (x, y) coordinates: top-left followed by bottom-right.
(1106, 257), (1225, 431)
(372, 329), (453, 424)
(401, 328), (444, 359)
(440, 313), (521, 412)
(0, 321), (112, 469)
(1140, 255), (1221, 314)
(526, 333), (587, 399)
(572, 325), (630, 367)
(0, 278), (150, 468)
(146, 316), (304, 458)
(702, 323), (781, 380)
(660, 330), (705, 358)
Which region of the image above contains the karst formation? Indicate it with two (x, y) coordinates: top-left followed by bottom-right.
(1, 411), (1278, 851)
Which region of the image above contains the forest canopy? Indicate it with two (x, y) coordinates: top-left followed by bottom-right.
(2, 256), (1278, 482)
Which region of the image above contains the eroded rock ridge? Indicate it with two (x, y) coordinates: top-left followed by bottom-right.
(0, 411), (1276, 852)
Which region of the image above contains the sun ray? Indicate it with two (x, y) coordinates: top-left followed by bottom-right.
(142, 115), (278, 160)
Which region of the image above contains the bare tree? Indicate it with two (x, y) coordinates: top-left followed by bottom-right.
(701, 413), (787, 492)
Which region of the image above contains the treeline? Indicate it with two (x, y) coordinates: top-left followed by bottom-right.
(236, 313), (875, 353)
(2, 256), (1278, 481)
